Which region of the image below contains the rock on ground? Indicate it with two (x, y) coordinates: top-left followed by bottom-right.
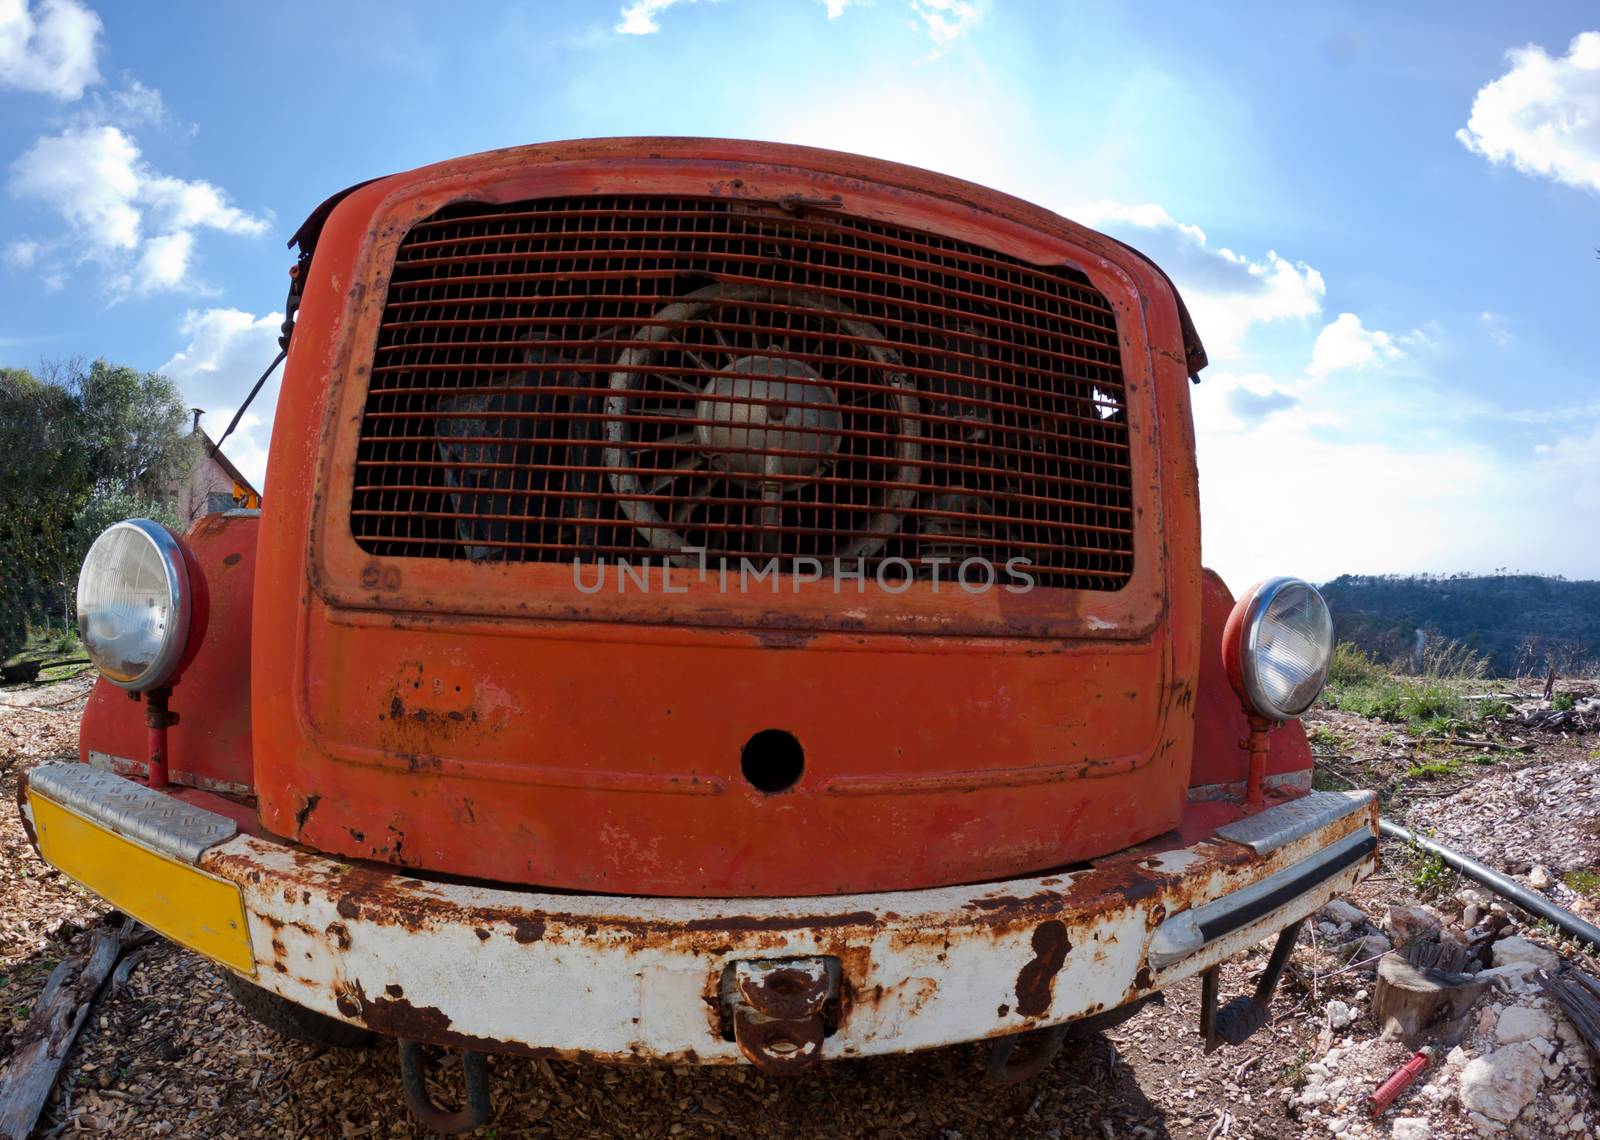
(1458, 1041), (1547, 1124)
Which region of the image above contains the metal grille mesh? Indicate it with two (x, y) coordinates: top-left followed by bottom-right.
(351, 196), (1134, 590)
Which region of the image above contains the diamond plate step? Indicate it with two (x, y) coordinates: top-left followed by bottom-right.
(1214, 789), (1375, 855)
(26, 761), (237, 864)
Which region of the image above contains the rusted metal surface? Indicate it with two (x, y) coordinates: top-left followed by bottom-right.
(1189, 568), (1315, 790)
(727, 958), (835, 1074)
(166, 787), (1380, 1063)
(986, 1023), (1072, 1085)
(1203, 918), (1303, 1052)
(1013, 920), (1071, 1018)
(351, 199), (1136, 590)
(733, 959), (834, 1021)
(245, 138), (1213, 898)
(143, 688), (174, 790)
(1241, 714), (1273, 812)
(397, 1041), (490, 1135)
(79, 511), (259, 794)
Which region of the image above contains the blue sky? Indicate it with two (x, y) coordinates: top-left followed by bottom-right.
(3, 0), (1597, 591)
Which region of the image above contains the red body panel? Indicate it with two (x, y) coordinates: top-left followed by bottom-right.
(75, 141), (1319, 901)
(245, 139), (1206, 897)
(1191, 569), (1313, 788)
(79, 512), (257, 794)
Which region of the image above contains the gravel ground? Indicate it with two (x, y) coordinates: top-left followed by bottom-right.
(1, 675), (1595, 1138)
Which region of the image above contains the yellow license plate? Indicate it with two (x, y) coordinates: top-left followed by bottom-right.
(30, 793), (256, 974)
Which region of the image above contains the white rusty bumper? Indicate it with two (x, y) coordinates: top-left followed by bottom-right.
(21, 762), (1376, 1065)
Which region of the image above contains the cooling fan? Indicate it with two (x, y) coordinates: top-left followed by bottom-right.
(602, 284), (922, 565)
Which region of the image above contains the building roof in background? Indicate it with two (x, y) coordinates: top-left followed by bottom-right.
(194, 428), (259, 497)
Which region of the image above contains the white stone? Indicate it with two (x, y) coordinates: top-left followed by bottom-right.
(1496, 1005), (1555, 1044)
(1478, 965), (1536, 993)
(1492, 937), (1559, 972)
(1391, 1120), (1430, 1140)
(1322, 898), (1367, 926)
(1459, 1041), (1547, 1124)
(1529, 865), (1553, 890)
(1326, 999), (1354, 1030)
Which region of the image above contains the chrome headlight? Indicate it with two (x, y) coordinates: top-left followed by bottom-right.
(1226, 577), (1334, 721)
(76, 519), (191, 691)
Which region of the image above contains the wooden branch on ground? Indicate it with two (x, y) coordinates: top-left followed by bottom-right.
(0, 920), (151, 1140)
(1538, 967), (1600, 1067)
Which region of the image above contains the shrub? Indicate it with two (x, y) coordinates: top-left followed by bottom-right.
(1418, 638), (1490, 681)
(1328, 642), (1386, 686)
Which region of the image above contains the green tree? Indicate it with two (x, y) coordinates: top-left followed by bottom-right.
(73, 360), (198, 500)
(0, 360), (197, 664)
(0, 367), (87, 662)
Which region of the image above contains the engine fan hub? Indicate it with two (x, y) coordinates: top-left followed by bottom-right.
(694, 355), (843, 478)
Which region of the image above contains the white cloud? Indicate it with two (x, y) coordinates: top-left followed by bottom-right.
(818, 0), (856, 17)
(142, 173), (267, 236)
(0, 0), (101, 100)
(910, 0), (985, 52)
(1193, 361), (1600, 588)
(7, 124), (267, 295)
(1308, 312), (1404, 377)
(68, 78), (172, 130)
(1073, 201), (1325, 360)
(10, 125), (141, 248)
(159, 308), (283, 489)
(1457, 31), (1600, 193)
(3, 238), (38, 268)
(1479, 310), (1513, 347)
(615, 0), (684, 34)
(132, 231), (192, 294)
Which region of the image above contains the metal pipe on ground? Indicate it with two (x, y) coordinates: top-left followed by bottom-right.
(1379, 818), (1600, 950)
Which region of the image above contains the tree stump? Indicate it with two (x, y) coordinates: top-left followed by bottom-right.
(1373, 945), (1488, 1043)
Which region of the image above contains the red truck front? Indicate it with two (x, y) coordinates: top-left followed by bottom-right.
(21, 139), (1374, 1131)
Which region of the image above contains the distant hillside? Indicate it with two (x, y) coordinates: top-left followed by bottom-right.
(1318, 574), (1600, 679)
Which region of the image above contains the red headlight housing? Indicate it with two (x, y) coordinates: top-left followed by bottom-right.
(1222, 577), (1335, 722)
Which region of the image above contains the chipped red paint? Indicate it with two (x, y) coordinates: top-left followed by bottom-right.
(51, 138), (1377, 1071)
(249, 137), (1205, 897)
(1191, 568), (1315, 789)
(79, 512), (258, 794)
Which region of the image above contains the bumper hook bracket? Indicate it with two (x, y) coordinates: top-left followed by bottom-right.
(398, 1040), (491, 1134)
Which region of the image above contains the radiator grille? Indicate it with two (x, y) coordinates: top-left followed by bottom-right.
(351, 196), (1135, 590)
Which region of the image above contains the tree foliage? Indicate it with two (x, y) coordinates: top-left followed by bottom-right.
(0, 360), (196, 663)
(1320, 573), (1600, 679)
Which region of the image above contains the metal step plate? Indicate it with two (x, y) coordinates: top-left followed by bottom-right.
(27, 761), (237, 864)
(1214, 789), (1375, 856)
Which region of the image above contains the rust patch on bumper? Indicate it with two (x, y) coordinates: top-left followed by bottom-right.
(1014, 921), (1071, 1017)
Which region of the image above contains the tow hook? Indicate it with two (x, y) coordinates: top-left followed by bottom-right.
(397, 1040), (491, 1134)
(987, 1023), (1072, 1084)
(724, 958), (839, 1075)
(1199, 918), (1305, 1052)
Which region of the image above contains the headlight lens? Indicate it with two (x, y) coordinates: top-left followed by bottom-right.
(1232, 577), (1334, 721)
(76, 519), (191, 691)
